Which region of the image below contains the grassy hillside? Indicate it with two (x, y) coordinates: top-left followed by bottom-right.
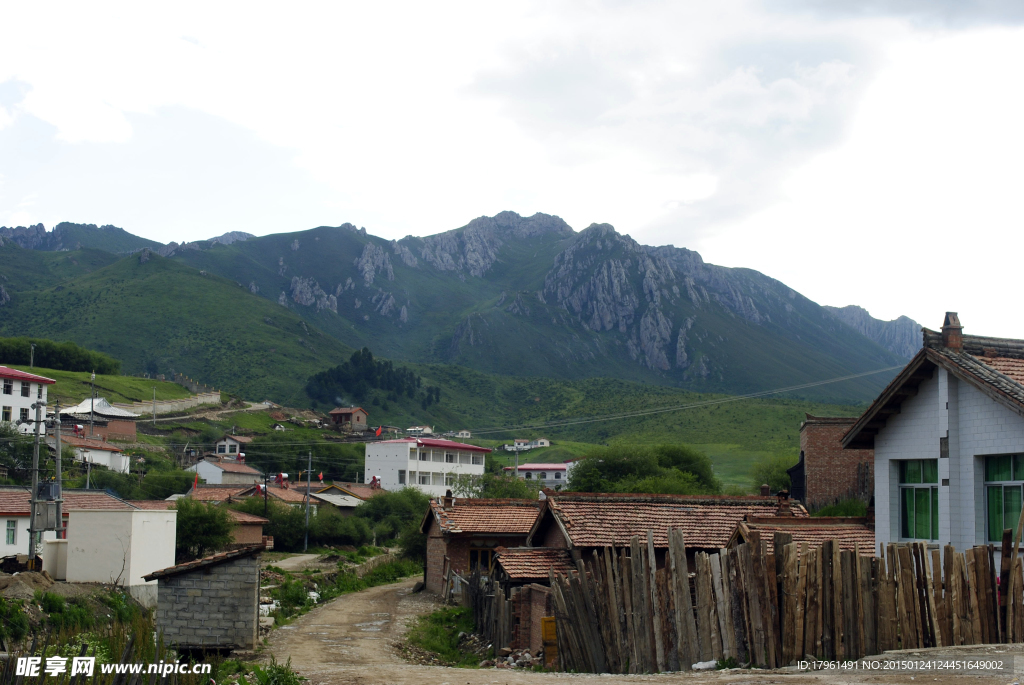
(0, 245), (354, 405)
(51, 223), (163, 253)
(5, 366), (193, 406)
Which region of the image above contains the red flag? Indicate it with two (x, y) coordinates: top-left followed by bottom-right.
(318, 472), (323, 483)
(375, 426), (382, 437)
(193, 471), (199, 490)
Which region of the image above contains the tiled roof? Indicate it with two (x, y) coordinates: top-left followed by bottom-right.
(502, 464), (567, 471)
(0, 488), (135, 516)
(329, 407), (366, 415)
(377, 438), (491, 453)
(539, 492), (807, 550)
(423, 498), (541, 535)
(49, 435), (124, 452)
(495, 547), (575, 581)
(324, 482), (386, 499)
(312, 492), (364, 508)
(235, 484), (311, 504)
(224, 435), (253, 444)
(128, 499), (268, 524)
(845, 323), (1024, 449)
(187, 485), (247, 502)
(207, 460), (261, 475)
(143, 544), (265, 581)
(0, 367), (56, 384)
(736, 516), (875, 556)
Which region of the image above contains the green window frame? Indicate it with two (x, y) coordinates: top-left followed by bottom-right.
(899, 459), (939, 541)
(984, 455), (1024, 542)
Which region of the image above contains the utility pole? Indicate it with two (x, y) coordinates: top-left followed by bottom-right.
(152, 388), (156, 425)
(54, 401), (63, 540)
(29, 343), (35, 369)
(89, 371), (95, 436)
(263, 473), (269, 517)
(27, 398), (44, 564)
(85, 460), (91, 490)
(304, 449), (312, 552)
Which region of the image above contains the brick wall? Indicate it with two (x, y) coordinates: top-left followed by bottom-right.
(155, 554), (260, 649)
(424, 529), (530, 594)
(509, 584), (554, 654)
(231, 523), (264, 545)
(800, 417), (874, 510)
(425, 527), (446, 594)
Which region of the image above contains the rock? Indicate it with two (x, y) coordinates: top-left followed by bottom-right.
(411, 581), (424, 593)
(259, 616), (275, 628)
(478, 660), (492, 668)
(498, 647), (512, 657)
(354, 243), (395, 286)
(693, 660), (717, 671)
(0, 285), (10, 306)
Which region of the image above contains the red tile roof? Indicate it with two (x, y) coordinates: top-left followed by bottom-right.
(321, 482), (386, 500)
(52, 435), (123, 452)
(735, 516), (875, 556)
(981, 356), (1024, 385)
(422, 498), (541, 535)
(329, 407), (366, 415)
(143, 544), (265, 581)
(378, 438), (491, 453)
(187, 485), (247, 502)
(235, 484), (311, 504)
(207, 460), (261, 475)
(495, 547), (575, 581)
(0, 367), (56, 384)
(0, 488), (135, 516)
(536, 492), (807, 550)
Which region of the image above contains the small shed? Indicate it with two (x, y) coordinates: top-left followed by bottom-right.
(144, 545), (264, 650)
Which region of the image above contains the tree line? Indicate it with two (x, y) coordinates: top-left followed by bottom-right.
(0, 336), (121, 374)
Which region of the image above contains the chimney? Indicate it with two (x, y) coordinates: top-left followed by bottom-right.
(941, 312), (963, 352)
(760, 483), (770, 497)
(443, 489), (453, 508)
(776, 490), (793, 516)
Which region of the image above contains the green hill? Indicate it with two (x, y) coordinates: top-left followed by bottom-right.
(5, 365), (193, 406)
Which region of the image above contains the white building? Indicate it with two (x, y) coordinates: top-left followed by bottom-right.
(188, 456), (263, 485)
(47, 435), (131, 474)
(365, 438), (489, 496)
(456, 430), (472, 439)
(844, 313), (1024, 559)
(215, 435), (252, 456)
(502, 462), (573, 489)
(0, 367), (54, 433)
(530, 437), (551, 448)
(406, 425), (433, 436)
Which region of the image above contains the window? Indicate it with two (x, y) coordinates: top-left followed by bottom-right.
(229, 444), (237, 453)
(20, 382), (29, 398)
(398, 470), (406, 485)
(524, 472), (533, 480)
(469, 548), (495, 573)
(19, 408), (28, 422)
(472, 454), (484, 466)
(538, 472), (547, 480)
(1, 407), (9, 423)
(445, 473), (455, 486)
(418, 472), (431, 485)
(432, 472), (443, 485)
(217, 444), (226, 454)
(432, 451), (442, 462)
(984, 455), (1024, 542)
(5, 521), (15, 545)
(2, 380), (10, 395)
(554, 472), (562, 480)
(37, 385), (42, 399)
(899, 459), (939, 540)
(445, 452), (455, 463)
(419, 451), (429, 462)
(459, 453), (470, 464)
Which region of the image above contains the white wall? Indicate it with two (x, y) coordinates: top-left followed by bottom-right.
(189, 460), (225, 484)
(0, 515), (56, 556)
(365, 443), (486, 497)
(66, 510), (176, 607)
(1, 378), (47, 430)
(875, 367), (1024, 555)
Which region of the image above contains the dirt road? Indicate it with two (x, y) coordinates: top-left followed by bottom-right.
(270, 554), (320, 572)
(268, 580), (1022, 685)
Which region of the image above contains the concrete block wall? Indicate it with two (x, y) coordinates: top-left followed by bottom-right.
(155, 555), (260, 649)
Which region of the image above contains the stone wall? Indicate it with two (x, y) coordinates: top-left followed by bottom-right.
(155, 554), (260, 649)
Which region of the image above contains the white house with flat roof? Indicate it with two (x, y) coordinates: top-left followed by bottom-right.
(502, 462), (573, 489)
(0, 367), (54, 433)
(365, 438), (489, 496)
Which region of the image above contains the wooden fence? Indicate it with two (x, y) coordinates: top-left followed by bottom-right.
(467, 527), (1024, 673)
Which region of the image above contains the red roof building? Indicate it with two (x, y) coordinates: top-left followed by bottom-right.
(729, 516), (875, 556)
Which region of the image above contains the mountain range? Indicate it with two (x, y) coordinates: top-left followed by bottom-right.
(0, 213), (920, 404)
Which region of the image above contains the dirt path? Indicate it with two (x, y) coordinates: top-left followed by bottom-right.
(270, 554), (320, 572)
(268, 581), (1023, 685)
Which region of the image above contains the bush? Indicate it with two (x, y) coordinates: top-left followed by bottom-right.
(452, 473), (540, 499)
(243, 657), (303, 685)
(174, 497), (233, 561)
(406, 607), (479, 667)
(0, 598), (28, 643)
(813, 498), (868, 517)
(34, 591), (93, 632)
(353, 488), (430, 555)
(568, 444), (722, 495)
(750, 453), (798, 494)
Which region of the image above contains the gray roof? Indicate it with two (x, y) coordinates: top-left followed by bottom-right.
(60, 397), (140, 419)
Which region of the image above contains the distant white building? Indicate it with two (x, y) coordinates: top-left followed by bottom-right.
(365, 438), (489, 497)
(455, 430), (472, 439)
(531, 438), (551, 448)
(0, 367), (54, 434)
(215, 435), (252, 456)
(47, 435), (131, 474)
(406, 426), (433, 436)
(502, 462), (573, 489)
(188, 456), (263, 485)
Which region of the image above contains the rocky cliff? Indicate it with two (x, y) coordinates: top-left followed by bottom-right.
(823, 305), (921, 360)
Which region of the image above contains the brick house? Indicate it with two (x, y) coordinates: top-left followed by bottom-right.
(843, 313), (1024, 558)
(727, 515), (875, 555)
(329, 406), (368, 430)
(526, 491), (808, 567)
(144, 545), (263, 649)
(786, 415), (873, 510)
(59, 397), (139, 441)
(419, 495), (541, 593)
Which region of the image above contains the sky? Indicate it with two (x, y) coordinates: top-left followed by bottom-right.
(1, 1), (1023, 337)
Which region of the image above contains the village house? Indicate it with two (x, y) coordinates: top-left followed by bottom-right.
(0, 487), (139, 555)
(502, 463), (571, 489)
(188, 455), (263, 485)
(182, 484), (247, 503)
(786, 415), (873, 510)
(844, 313), (1024, 557)
(214, 434), (252, 456)
(366, 438), (489, 496)
(455, 430), (472, 438)
(47, 434), (131, 474)
(420, 495), (541, 593)
(727, 515), (876, 555)
(329, 406), (368, 430)
(59, 397), (139, 441)
(145, 545), (263, 650)
(526, 491), (808, 567)
(406, 425), (432, 435)
(130, 500), (271, 549)
(234, 483), (320, 511)
(311, 482), (386, 515)
(0, 367), (54, 433)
